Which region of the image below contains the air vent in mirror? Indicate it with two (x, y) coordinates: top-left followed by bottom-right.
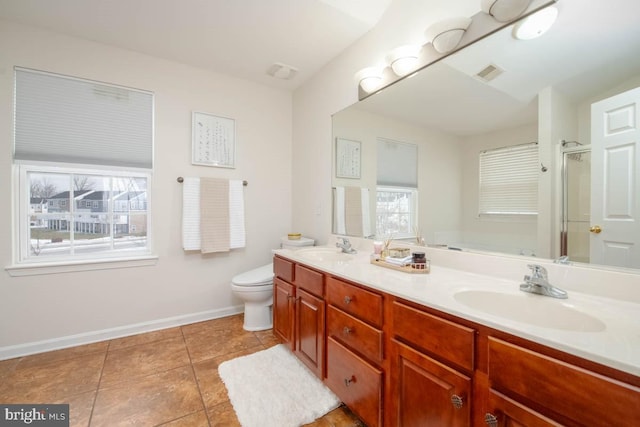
(476, 64), (504, 82)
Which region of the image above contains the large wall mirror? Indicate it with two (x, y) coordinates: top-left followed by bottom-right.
(332, 0), (640, 272)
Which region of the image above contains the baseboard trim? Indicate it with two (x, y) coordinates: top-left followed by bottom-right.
(0, 305), (244, 361)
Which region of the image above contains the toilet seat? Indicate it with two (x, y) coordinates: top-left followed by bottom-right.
(231, 263), (273, 287)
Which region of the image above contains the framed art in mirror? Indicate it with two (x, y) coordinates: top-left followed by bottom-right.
(335, 137), (361, 179)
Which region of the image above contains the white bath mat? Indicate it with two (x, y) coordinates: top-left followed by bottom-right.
(218, 344), (340, 427)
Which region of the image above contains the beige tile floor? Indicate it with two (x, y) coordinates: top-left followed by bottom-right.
(0, 314), (364, 426)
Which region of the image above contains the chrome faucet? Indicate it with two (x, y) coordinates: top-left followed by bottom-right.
(520, 264), (568, 299)
(336, 237), (357, 254)
(554, 255), (571, 265)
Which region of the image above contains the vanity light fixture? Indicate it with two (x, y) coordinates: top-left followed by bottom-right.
(425, 17), (472, 54)
(512, 6), (558, 40)
(355, 66), (384, 93)
(481, 0), (531, 22)
(386, 45), (422, 77)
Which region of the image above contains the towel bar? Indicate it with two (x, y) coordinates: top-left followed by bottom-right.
(177, 176), (247, 186)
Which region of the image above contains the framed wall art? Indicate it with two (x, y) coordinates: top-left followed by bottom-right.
(192, 111), (235, 168)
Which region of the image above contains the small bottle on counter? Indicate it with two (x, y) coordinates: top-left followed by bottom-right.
(412, 252), (426, 264)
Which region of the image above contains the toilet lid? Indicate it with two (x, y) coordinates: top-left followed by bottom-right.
(232, 263), (274, 286)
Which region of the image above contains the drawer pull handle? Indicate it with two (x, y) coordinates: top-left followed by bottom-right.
(344, 296), (352, 304)
(450, 394), (463, 410)
(484, 413), (498, 427)
(344, 375), (356, 387)
(343, 326), (352, 335)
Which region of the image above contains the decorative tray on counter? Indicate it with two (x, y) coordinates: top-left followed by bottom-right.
(370, 258), (430, 274)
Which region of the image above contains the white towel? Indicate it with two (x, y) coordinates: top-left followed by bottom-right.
(334, 187), (346, 235)
(229, 180), (246, 249)
(182, 177), (201, 250)
(361, 188), (372, 238)
(385, 255), (413, 266)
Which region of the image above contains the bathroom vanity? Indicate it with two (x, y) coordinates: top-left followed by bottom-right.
(272, 247), (640, 427)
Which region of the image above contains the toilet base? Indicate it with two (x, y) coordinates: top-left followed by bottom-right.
(242, 302), (273, 331)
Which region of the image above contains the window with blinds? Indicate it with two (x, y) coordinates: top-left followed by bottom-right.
(478, 143), (539, 215)
(14, 67), (153, 168)
(12, 68), (154, 266)
(376, 138), (419, 237)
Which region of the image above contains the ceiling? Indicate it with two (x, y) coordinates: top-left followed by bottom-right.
(0, 0), (392, 90)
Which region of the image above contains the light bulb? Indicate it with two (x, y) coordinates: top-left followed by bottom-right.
(513, 6), (558, 40)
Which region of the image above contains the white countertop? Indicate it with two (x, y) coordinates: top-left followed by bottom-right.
(274, 246), (640, 377)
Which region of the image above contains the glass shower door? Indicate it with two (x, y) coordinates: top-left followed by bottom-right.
(561, 148), (591, 263)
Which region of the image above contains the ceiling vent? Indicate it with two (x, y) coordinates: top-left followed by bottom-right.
(267, 62), (299, 80)
(476, 64), (504, 82)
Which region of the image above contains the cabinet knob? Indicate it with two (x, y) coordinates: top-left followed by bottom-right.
(484, 413), (498, 427)
(344, 375), (356, 387)
(450, 394), (464, 410)
(344, 296), (352, 304)
(343, 326), (352, 335)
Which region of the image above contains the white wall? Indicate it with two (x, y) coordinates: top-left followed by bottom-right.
(0, 20), (293, 355)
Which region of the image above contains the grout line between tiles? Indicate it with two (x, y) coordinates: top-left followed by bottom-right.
(180, 325), (213, 427)
(85, 341), (109, 427)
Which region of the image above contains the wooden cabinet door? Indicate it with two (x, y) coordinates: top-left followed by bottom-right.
(273, 278), (295, 348)
(295, 287), (325, 378)
(484, 389), (562, 427)
(391, 339), (471, 427)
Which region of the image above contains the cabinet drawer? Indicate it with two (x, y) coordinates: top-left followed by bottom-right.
(327, 305), (383, 364)
(393, 301), (474, 372)
(488, 337), (640, 426)
(273, 256), (294, 283)
(295, 264), (324, 297)
(326, 337), (383, 427)
(326, 277), (383, 327)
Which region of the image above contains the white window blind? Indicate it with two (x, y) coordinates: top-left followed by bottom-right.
(14, 68), (153, 169)
(479, 143), (539, 215)
(377, 138), (418, 187)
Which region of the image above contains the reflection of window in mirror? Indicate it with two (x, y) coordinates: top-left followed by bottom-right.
(376, 138), (418, 237)
(376, 187), (418, 237)
(478, 143), (538, 216)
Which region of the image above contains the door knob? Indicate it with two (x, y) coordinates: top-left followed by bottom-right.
(589, 225), (602, 234)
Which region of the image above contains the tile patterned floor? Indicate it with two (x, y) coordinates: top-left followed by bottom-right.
(0, 314), (364, 427)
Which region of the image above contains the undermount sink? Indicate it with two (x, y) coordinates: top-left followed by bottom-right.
(454, 290), (606, 332)
(295, 247), (355, 263)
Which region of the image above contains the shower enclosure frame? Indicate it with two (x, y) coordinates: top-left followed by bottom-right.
(560, 142), (591, 259)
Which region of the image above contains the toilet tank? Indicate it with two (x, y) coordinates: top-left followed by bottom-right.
(280, 236), (314, 250)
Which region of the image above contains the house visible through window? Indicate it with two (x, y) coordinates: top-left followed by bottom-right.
(478, 143), (539, 216)
(376, 138), (418, 238)
(13, 67), (153, 264)
(376, 186), (418, 237)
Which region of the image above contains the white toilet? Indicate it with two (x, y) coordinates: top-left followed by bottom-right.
(231, 236), (314, 331)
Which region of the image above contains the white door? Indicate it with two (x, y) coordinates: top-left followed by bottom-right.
(590, 86), (640, 268)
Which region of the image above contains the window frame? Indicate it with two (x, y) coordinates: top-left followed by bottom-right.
(375, 185), (419, 239)
(11, 161), (155, 273)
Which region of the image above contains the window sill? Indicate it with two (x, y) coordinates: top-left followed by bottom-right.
(5, 255), (159, 277)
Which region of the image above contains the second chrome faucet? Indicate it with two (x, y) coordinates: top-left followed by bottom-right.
(520, 264), (568, 299)
(336, 237), (357, 254)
